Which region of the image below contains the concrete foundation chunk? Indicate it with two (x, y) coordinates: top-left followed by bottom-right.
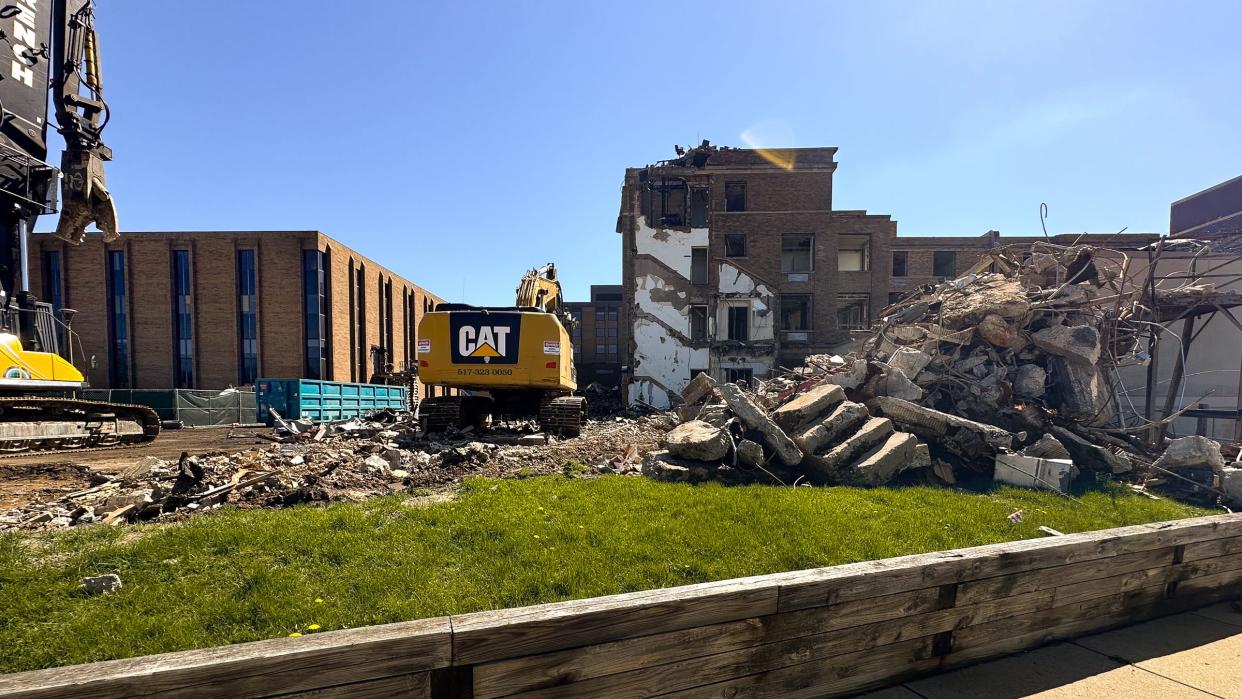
(1024, 433), (1071, 460)
(772, 384), (845, 432)
(1049, 357), (1108, 422)
(641, 450), (712, 483)
(976, 313), (1021, 348)
(664, 420), (731, 461)
(681, 372), (718, 405)
(872, 396), (1012, 453)
(735, 439), (765, 468)
(1013, 364), (1047, 399)
(794, 401), (869, 455)
(1154, 435), (1225, 473)
(848, 431), (924, 485)
(803, 416), (894, 482)
(1223, 467), (1242, 509)
(1031, 323), (1101, 364)
(717, 383), (803, 466)
(873, 366), (924, 401)
(887, 347), (932, 379)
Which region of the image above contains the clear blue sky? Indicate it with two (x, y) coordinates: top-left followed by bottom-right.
(57, 0), (1241, 303)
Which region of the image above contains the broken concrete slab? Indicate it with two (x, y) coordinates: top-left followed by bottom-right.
(871, 396), (1013, 454)
(803, 416), (894, 481)
(771, 384), (845, 433)
(735, 439), (765, 468)
(887, 347), (932, 379)
(1154, 436), (1226, 473)
(1222, 467), (1242, 509)
(793, 401), (869, 456)
(1048, 357), (1107, 421)
(848, 431), (929, 485)
(994, 453), (1075, 493)
(1024, 433), (1071, 460)
(81, 573), (123, 596)
(1050, 426), (1133, 474)
(717, 382), (803, 466)
(872, 365), (924, 401)
(664, 420), (731, 461)
(1031, 323), (1101, 364)
(681, 371), (718, 405)
(1013, 364), (1047, 399)
(939, 277), (1031, 330)
(976, 313), (1021, 348)
(824, 358), (869, 390)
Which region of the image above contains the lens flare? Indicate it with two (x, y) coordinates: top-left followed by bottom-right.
(740, 120), (797, 170)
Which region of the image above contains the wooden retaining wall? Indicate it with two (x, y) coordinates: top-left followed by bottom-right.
(4, 513), (1242, 698)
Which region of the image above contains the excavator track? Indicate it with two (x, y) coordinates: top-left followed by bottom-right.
(539, 396), (587, 438)
(420, 395), (493, 432)
(0, 396), (160, 457)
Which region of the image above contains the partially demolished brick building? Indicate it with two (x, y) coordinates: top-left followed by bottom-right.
(617, 143), (895, 408)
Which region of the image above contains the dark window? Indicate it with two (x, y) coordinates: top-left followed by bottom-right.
(725, 182), (746, 212)
(607, 308), (618, 321)
(837, 295), (870, 330)
(403, 290), (413, 370)
(172, 250), (194, 388)
(689, 305), (708, 342)
(933, 251), (957, 278)
(348, 263), (356, 381)
(650, 177), (687, 227)
(607, 326), (617, 337)
(690, 188), (710, 227)
(690, 247), (708, 285)
(782, 235), (813, 273)
(596, 326), (606, 337)
(606, 343), (617, 356)
(355, 263), (367, 381)
(105, 249), (129, 387)
(892, 251), (908, 277)
(727, 306), (749, 340)
(724, 234), (747, 258)
(384, 277), (394, 361)
(781, 295), (811, 331)
(303, 250), (328, 380)
(724, 367), (753, 384)
(236, 250), (259, 385)
(41, 250), (64, 348)
(596, 343), (606, 355)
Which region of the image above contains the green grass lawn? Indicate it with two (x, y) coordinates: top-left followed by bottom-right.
(0, 475), (1213, 673)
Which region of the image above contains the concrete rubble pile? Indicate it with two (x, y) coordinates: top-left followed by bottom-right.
(643, 372), (940, 486)
(644, 243), (1242, 506)
(1, 411), (666, 532)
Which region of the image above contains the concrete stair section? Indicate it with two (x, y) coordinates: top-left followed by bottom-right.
(772, 384), (845, 433)
(847, 432), (932, 485)
(802, 416), (894, 482)
(794, 401), (869, 456)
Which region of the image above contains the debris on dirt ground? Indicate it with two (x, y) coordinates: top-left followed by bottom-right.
(81, 574), (122, 596)
(2, 409), (667, 531)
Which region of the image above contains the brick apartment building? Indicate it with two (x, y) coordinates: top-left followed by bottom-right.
(564, 284), (623, 388)
(28, 231), (445, 395)
(617, 142), (895, 408)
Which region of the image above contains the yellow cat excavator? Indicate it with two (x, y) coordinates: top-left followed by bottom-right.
(0, 1), (160, 452)
(417, 263), (587, 435)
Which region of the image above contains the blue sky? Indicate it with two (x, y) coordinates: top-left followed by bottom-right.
(53, 0), (1241, 303)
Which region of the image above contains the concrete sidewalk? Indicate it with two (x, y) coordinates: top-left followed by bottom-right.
(863, 601), (1242, 698)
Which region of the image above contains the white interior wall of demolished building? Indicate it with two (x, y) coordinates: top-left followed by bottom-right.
(629, 216), (779, 408)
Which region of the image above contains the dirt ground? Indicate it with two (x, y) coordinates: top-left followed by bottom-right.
(0, 427), (271, 510)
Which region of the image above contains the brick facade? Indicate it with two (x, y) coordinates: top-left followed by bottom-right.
(564, 285), (623, 388)
(29, 231), (445, 395)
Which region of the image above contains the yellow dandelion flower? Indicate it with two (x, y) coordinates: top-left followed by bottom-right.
(314, 598), (324, 604)
(288, 632), (302, 637)
(533, 534), (541, 539)
(308, 624), (321, 631)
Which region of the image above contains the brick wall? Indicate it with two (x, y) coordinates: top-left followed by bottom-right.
(29, 231), (444, 394)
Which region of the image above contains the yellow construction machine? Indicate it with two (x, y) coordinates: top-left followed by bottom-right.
(417, 264), (586, 435)
(0, 1), (160, 452)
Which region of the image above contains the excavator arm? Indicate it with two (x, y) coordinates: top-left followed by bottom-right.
(0, 0), (114, 342)
(515, 263), (565, 316)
